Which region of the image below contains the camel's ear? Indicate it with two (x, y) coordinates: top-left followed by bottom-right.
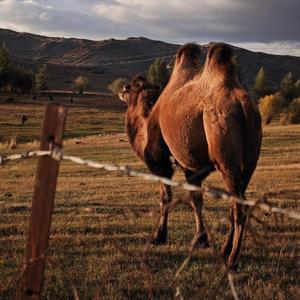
(135, 78), (149, 93)
(135, 80), (144, 91)
(130, 75), (148, 92)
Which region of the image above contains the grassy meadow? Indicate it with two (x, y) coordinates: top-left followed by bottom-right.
(0, 95), (299, 299)
(0, 93), (126, 143)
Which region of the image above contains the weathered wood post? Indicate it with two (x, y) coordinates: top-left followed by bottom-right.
(17, 103), (67, 300)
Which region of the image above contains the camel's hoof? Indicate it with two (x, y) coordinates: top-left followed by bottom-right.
(151, 237), (167, 245)
(194, 232), (210, 249)
(195, 240), (210, 249)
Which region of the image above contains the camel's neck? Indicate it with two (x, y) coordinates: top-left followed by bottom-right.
(125, 109), (148, 161)
(163, 65), (198, 95)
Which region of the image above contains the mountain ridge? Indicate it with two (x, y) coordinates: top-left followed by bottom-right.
(1, 28), (299, 92)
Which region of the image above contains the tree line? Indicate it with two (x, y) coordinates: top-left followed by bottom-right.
(108, 58), (169, 95)
(0, 43), (90, 94)
(0, 43), (49, 93)
(108, 56), (300, 124)
(1, 41), (299, 124)
(253, 66), (300, 124)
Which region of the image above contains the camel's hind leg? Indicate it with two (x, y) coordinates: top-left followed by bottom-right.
(184, 169), (212, 248)
(227, 200), (247, 269)
(220, 169), (247, 269)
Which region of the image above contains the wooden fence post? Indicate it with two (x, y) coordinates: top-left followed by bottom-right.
(17, 103), (67, 300)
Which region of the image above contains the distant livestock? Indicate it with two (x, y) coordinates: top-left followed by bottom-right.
(20, 115), (28, 126)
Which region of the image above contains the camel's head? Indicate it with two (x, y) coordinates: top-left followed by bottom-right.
(119, 75), (160, 117)
(206, 43), (234, 69)
(175, 43), (202, 69)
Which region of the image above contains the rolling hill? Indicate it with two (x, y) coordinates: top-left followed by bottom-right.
(0, 28), (299, 92)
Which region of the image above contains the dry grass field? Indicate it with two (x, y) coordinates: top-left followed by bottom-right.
(0, 96), (299, 299)
(0, 93), (126, 143)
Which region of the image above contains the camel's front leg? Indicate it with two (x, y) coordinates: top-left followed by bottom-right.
(152, 184), (172, 244)
(189, 191), (209, 248)
(145, 118), (174, 244)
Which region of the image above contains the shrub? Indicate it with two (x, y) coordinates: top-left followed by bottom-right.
(0, 43), (9, 73)
(147, 58), (169, 88)
(108, 77), (128, 95)
(259, 93), (287, 124)
(0, 44), (34, 94)
(232, 55), (245, 85)
(280, 98), (300, 125)
(35, 64), (48, 91)
(280, 72), (296, 101)
(10, 68), (34, 94)
(253, 67), (267, 97)
(74, 76), (90, 94)
(0, 43), (10, 90)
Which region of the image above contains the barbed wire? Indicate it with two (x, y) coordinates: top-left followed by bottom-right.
(1, 149), (300, 221)
(0, 150), (50, 165)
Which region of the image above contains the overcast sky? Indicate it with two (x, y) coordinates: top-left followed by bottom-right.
(0, 0), (299, 56)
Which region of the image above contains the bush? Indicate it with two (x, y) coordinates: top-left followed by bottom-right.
(253, 66), (267, 97)
(10, 68), (34, 94)
(259, 93), (287, 124)
(232, 55), (245, 85)
(280, 72), (296, 101)
(0, 43), (9, 73)
(35, 64), (48, 91)
(147, 58), (169, 88)
(108, 77), (128, 95)
(280, 98), (300, 124)
(0, 44), (33, 94)
(74, 76), (90, 94)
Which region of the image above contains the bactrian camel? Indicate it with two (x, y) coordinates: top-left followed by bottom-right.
(119, 43), (262, 269)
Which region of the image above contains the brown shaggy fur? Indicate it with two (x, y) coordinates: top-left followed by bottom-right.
(120, 43), (203, 246)
(119, 75), (160, 160)
(120, 43), (262, 269)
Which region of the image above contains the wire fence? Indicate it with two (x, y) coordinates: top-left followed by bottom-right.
(1, 147), (300, 299)
(1, 149), (300, 221)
